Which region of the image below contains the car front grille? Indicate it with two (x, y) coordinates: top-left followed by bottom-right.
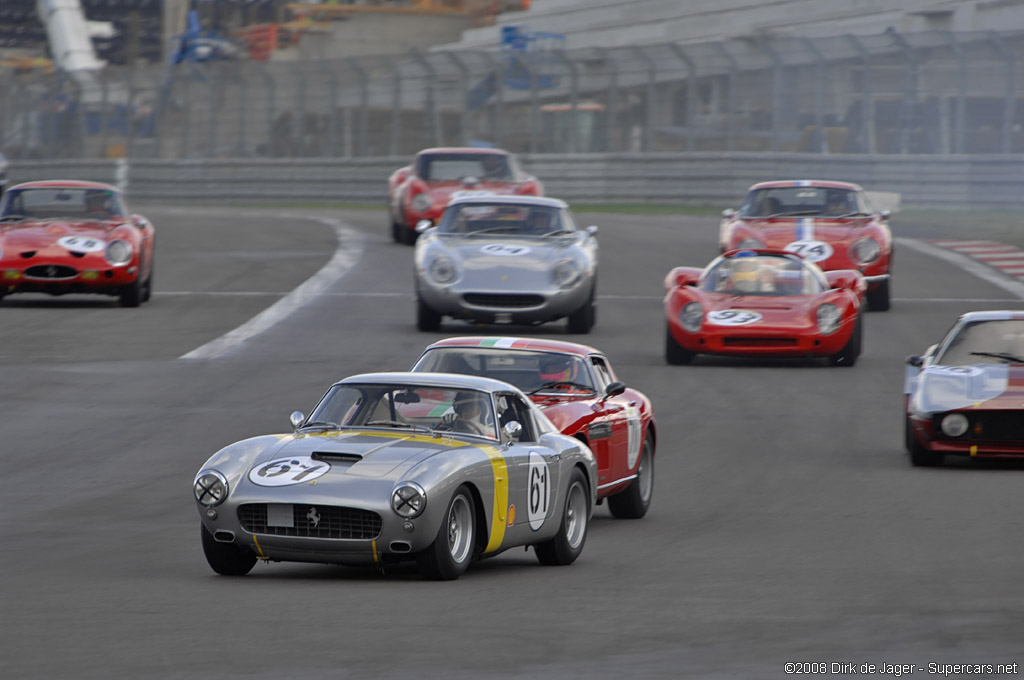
(238, 503), (382, 540)
(722, 337), (798, 347)
(934, 411), (1024, 443)
(24, 264), (78, 280)
(463, 293), (545, 308)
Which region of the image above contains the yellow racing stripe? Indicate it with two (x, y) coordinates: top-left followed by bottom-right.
(252, 535), (266, 559)
(477, 444), (508, 554)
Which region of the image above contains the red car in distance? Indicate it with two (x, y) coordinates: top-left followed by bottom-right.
(664, 249), (865, 367)
(719, 180), (892, 310)
(388, 147), (543, 245)
(0, 180), (155, 307)
(412, 336), (656, 519)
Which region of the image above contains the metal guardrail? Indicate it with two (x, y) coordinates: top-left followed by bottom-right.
(4, 29), (1024, 161)
(7, 153), (1024, 209)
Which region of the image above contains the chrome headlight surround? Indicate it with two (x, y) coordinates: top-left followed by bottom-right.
(940, 413), (969, 437)
(105, 238), (133, 266)
(428, 255), (458, 285)
(680, 301), (704, 333)
(392, 481), (427, 518)
(736, 237), (764, 250)
(411, 193), (432, 213)
(850, 237), (881, 265)
(816, 303), (841, 335)
(551, 259), (583, 289)
(194, 470), (229, 507)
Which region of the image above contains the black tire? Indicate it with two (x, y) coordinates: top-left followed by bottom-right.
(140, 256), (153, 303)
(416, 296), (442, 332)
(665, 325), (695, 365)
(828, 315), (861, 367)
(200, 525), (257, 576)
(608, 433), (654, 519)
(566, 293), (595, 334)
(417, 487), (475, 580)
(906, 416), (945, 467)
(391, 215), (403, 243)
(119, 274), (143, 307)
(866, 278), (891, 311)
(400, 224), (418, 246)
(535, 467), (590, 566)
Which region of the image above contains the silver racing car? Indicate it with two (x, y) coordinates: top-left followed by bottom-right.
(193, 372), (597, 580)
(413, 195), (599, 334)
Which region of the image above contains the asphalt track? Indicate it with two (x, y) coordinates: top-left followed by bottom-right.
(2, 206), (1023, 680)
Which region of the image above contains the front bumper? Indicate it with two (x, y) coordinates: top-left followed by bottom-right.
(667, 317), (854, 358)
(417, 274), (593, 325)
(908, 413), (1024, 458)
(2, 261), (140, 296)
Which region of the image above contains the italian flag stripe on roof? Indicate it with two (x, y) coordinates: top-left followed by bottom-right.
(478, 338), (520, 348)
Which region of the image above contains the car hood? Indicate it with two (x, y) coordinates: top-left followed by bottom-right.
(1, 219), (124, 251)
(427, 181), (521, 202)
(910, 364), (1024, 414)
(444, 235), (580, 268)
(244, 429), (470, 481)
(736, 218), (865, 246)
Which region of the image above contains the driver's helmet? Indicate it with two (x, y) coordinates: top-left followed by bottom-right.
(526, 209), (551, 233)
(825, 190), (851, 215)
(730, 252), (760, 293)
(85, 190), (110, 215)
(453, 392), (486, 418)
(539, 354), (575, 382)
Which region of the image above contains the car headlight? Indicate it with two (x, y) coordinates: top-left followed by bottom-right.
(680, 301), (703, 332)
(940, 413), (969, 437)
(552, 259), (582, 288)
(816, 303), (841, 335)
(736, 238), (764, 250)
(194, 470), (229, 507)
(428, 255), (458, 284)
(105, 239), (133, 266)
(851, 237), (881, 265)
(392, 482), (426, 518)
(411, 193), (432, 213)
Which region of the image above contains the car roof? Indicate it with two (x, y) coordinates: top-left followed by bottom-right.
(9, 180), (121, 192)
(424, 336), (599, 357)
(446, 195), (567, 209)
(748, 179), (863, 191)
(416, 147), (510, 156)
(337, 371), (523, 394)
(957, 310), (1024, 323)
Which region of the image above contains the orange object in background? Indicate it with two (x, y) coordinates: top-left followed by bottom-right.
(236, 24), (279, 61)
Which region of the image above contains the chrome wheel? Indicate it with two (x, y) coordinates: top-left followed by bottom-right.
(446, 494), (473, 564)
(564, 480), (587, 550)
(637, 441), (653, 503)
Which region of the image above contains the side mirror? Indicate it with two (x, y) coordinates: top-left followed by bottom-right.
(879, 210), (891, 222)
(289, 411), (305, 429)
(604, 381), (626, 398)
(132, 214), (149, 230)
(905, 355), (923, 368)
(415, 219), (433, 234)
(722, 208), (737, 219)
(503, 421), (523, 444)
(585, 225), (598, 237)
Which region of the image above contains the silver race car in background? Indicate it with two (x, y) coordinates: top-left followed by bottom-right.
(193, 372), (597, 580)
(413, 196), (599, 334)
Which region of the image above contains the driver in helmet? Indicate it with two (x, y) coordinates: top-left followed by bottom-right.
(440, 392), (491, 437)
(729, 253), (761, 294)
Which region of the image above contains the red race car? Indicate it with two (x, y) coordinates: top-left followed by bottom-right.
(0, 180), (155, 307)
(664, 249), (865, 367)
(719, 180), (892, 311)
(412, 336), (656, 519)
(388, 147), (543, 245)
(904, 310), (1024, 467)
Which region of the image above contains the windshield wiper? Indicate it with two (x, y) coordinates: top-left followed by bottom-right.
(529, 380), (596, 395)
(0, 214), (26, 221)
(835, 211), (871, 218)
(543, 229), (575, 237)
(468, 226), (521, 236)
(299, 420), (340, 430)
(969, 351), (1024, 364)
(365, 419), (433, 433)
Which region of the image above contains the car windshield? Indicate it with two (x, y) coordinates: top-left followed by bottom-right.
(413, 348), (595, 395)
(436, 203), (573, 237)
(305, 383), (498, 440)
(738, 186), (871, 218)
(0, 187), (126, 220)
(702, 254), (826, 296)
(416, 153), (514, 182)
(937, 319), (1024, 366)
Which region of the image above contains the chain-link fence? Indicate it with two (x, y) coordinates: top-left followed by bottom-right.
(4, 29), (1024, 161)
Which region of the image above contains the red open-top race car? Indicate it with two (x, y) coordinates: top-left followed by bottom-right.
(0, 180), (155, 307)
(388, 147), (543, 245)
(412, 336), (656, 519)
(664, 249), (866, 367)
(719, 180), (892, 310)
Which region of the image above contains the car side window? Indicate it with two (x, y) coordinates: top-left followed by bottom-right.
(589, 356), (614, 392)
(496, 393), (536, 442)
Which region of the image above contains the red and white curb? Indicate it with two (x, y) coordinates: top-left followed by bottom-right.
(928, 240), (1024, 278)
